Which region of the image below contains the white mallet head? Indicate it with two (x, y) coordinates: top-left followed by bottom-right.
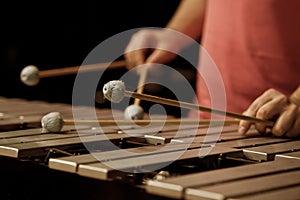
(124, 104), (144, 120)
(20, 65), (40, 86)
(41, 112), (64, 132)
(103, 80), (125, 103)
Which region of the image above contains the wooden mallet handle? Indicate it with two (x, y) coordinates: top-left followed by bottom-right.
(40, 60), (127, 78)
(124, 91), (274, 126)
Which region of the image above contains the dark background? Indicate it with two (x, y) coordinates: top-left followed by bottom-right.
(1, 0), (198, 117)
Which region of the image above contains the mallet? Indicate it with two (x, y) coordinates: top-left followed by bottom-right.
(124, 66), (149, 120)
(102, 80), (275, 126)
(20, 60), (126, 86)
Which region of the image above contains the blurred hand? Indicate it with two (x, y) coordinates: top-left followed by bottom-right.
(124, 28), (191, 71)
(238, 88), (300, 137)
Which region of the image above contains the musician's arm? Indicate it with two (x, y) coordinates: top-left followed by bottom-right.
(238, 86), (300, 137)
(124, 0), (206, 69)
(166, 0), (207, 41)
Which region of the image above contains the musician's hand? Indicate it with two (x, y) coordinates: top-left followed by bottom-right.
(124, 29), (188, 71)
(238, 88), (300, 137)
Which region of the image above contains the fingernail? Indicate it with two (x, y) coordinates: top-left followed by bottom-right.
(238, 126), (246, 134)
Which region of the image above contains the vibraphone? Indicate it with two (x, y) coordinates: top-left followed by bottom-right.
(0, 96), (299, 200)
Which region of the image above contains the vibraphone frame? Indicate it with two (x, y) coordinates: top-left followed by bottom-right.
(0, 96), (299, 200)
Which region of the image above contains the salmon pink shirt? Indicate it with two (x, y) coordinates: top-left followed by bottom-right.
(194, 0), (300, 119)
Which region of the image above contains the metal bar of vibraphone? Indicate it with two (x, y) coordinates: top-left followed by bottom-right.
(0, 127), (49, 139)
(0, 126), (81, 142)
(242, 140), (300, 161)
(128, 124), (242, 145)
(229, 185), (300, 200)
(0, 124), (119, 139)
(48, 143), (197, 173)
(145, 159), (300, 199)
(275, 151), (300, 161)
(0, 99), (71, 116)
(149, 124), (244, 144)
(0, 129), (136, 158)
(76, 146), (242, 181)
(171, 132), (291, 146)
(214, 136), (292, 148)
(184, 169), (300, 200)
(156, 124), (241, 138)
